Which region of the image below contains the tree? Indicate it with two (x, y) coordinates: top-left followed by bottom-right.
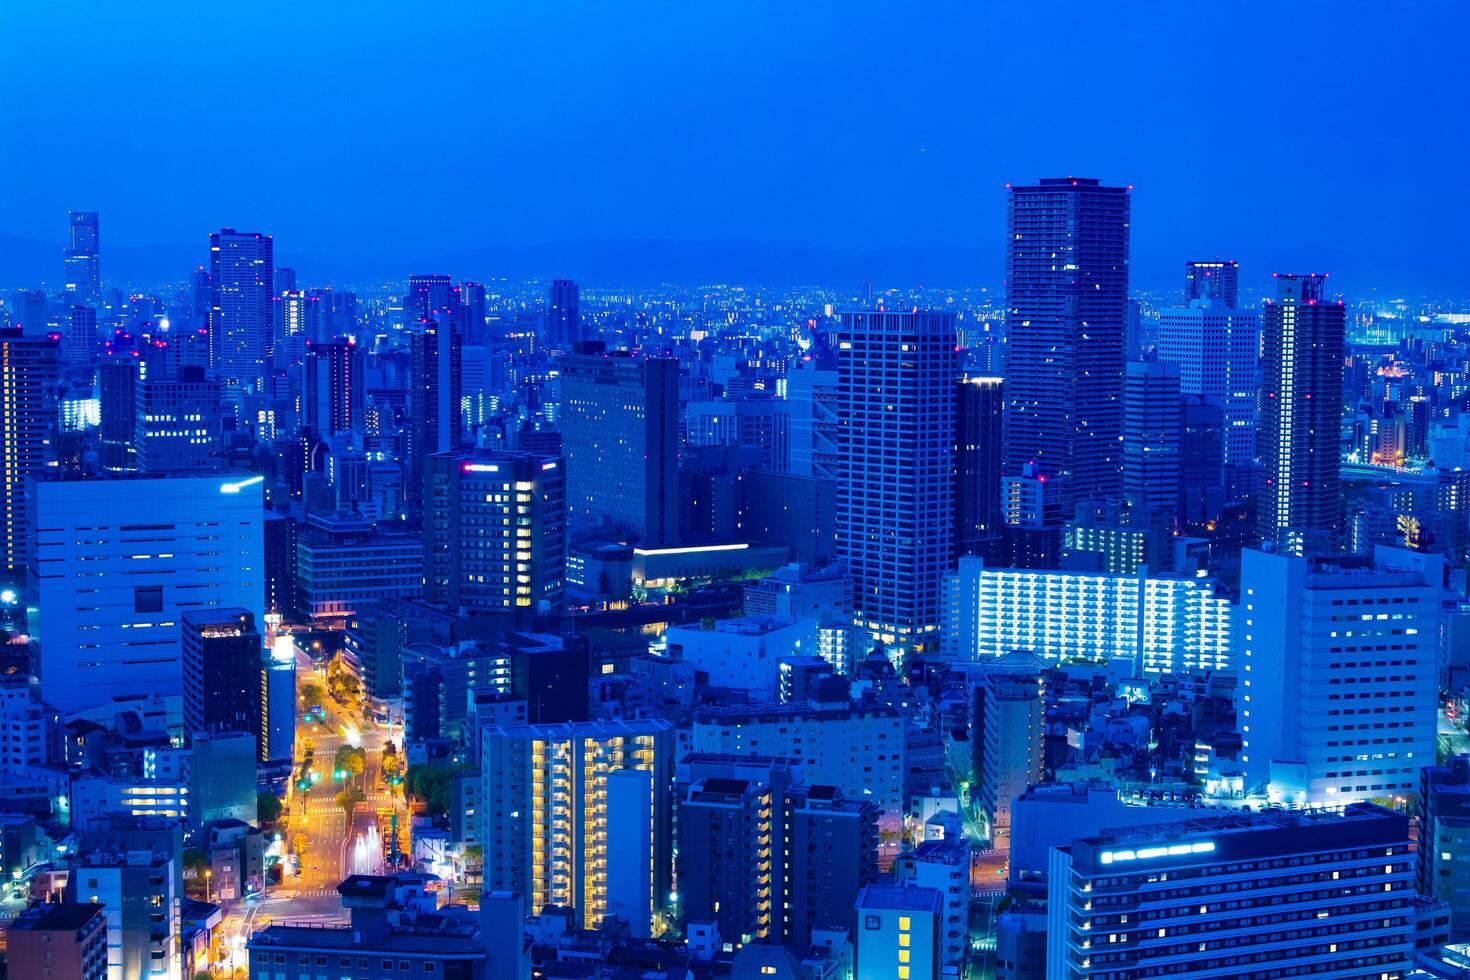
(334, 744), (366, 779)
(404, 763), (470, 818)
(301, 682), (324, 707)
(380, 752), (402, 781)
(336, 786), (365, 818)
(257, 792), (283, 825)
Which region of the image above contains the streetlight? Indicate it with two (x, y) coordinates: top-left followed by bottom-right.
(205, 869), (213, 904)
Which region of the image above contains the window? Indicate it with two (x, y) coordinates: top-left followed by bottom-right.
(134, 586), (163, 614)
(865, 915), (881, 930)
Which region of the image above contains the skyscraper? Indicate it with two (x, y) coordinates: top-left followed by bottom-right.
(64, 211), (101, 304)
(405, 274), (456, 321)
(1003, 178), (1131, 512)
(208, 229), (274, 390)
(836, 310), (957, 651)
(1257, 273), (1344, 553)
(547, 278), (581, 348)
(956, 375), (1004, 557)
(0, 329), (59, 574)
(302, 337), (363, 438)
(1121, 361), (1181, 518)
(1184, 258), (1240, 307)
(134, 367), (223, 473)
(66, 304), (97, 367)
(408, 316), (463, 503)
(559, 343), (679, 546)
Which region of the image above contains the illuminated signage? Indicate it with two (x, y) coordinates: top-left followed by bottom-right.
(1099, 841), (1216, 865)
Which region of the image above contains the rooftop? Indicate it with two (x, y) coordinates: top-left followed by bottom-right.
(856, 883), (943, 913)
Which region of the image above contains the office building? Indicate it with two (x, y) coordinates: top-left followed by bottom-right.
(742, 563), (850, 622)
(686, 395), (792, 472)
(1062, 499), (1171, 575)
(664, 616), (818, 696)
(1257, 273), (1345, 553)
(547, 277), (581, 348)
(405, 273), (456, 321)
(1184, 258), (1240, 307)
(836, 310), (957, 652)
(1122, 361), (1180, 518)
(5, 902), (108, 980)
(422, 451), (565, 616)
(1238, 546), (1440, 806)
(1, 329), (59, 574)
(191, 731), (258, 827)
(788, 361), (840, 480)
(294, 514), (422, 624)
(1418, 756), (1470, 935)
(855, 883), (942, 980)
(743, 470), (837, 566)
(134, 367), (222, 473)
(64, 210), (102, 304)
(1046, 803), (1416, 980)
(67, 303), (98, 366)
(302, 337), (363, 438)
(181, 608), (264, 754)
(98, 353), (140, 472)
(692, 701), (905, 826)
(956, 375), (1004, 557)
(943, 557), (1232, 674)
(27, 472), (264, 714)
(1003, 178), (1130, 511)
(1156, 298), (1259, 468)
(264, 637), (296, 764)
(480, 718), (673, 934)
(208, 228), (274, 390)
(559, 343), (679, 545)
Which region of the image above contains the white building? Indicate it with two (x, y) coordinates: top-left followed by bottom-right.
(854, 883), (942, 980)
(692, 701), (904, 829)
(896, 837), (970, 971)
(74, 850), (182, 980)
(742, 562), (850, 622)
(664, 616), (818, 694)
(1155, 299), (1259, 467)
(974, 652), (1045, 848)
(1238, 546), (1441, 806)
(943, 557), (1232, 675)
(26, 472), (264, 715)
(1046, 803), (1415, 980)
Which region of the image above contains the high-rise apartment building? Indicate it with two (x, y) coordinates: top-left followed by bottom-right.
(559, 343), (679, 546)
(944, 557), (1232, 674)
(481, 718), (673, 935)
(836, 310), (957, 651)
(1122, 361), (1181, 517)
(1183, 258), (1240, 307)
(1418, 755), (1470, 935)
(26, 472), (264, 714)
(0, 329), (59, 574)
(974, 652), (1046, 849)
(64, 211), (102, 304)
(1003, 178), (1131, 511)
(5, 902), (108, 980)
(1046, 803), (1416, 980)
(1238, 546), (1440, 806)
(1257, 273), (1345, 553)
(547, 278), (581, 348)
(208, 229), (274, 390)
(956, 375), (1004, 557)
(422, 451), (566, 616)
(302, 337), (363, 438)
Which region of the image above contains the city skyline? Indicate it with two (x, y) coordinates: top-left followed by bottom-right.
(2, 2), (1468, 293)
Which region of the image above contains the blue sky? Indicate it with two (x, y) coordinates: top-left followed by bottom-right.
(1, 0), (1466, 291)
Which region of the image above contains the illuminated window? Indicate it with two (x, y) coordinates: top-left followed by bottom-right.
(899, 949), (910, 963)
(898, 917), (911, 931)
(898, 968), (910, 980)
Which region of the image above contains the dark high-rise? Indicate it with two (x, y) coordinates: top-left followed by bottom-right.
(208, 228), (274, 390)
(408, 315), (463, 503)
(98, 354), (140, 472)
(1185, 259), (1240, 307)
(956, 375), (1004, 557)
(181, 608), (264, 756)
(1122, 361), (1181, 519)
(1003, 178), (1131, 512)
(64, 211), (101, 304)
(547, 278), (581, 348)
(406, 274), (456, 320)
(1257, 273), (1345, 553)
(134, 367), (223, 473)
(302, 337), (363, 438)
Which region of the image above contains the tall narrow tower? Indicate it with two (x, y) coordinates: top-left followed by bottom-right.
(208, 229), (274, 390)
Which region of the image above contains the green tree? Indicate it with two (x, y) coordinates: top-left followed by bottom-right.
(336, 786), (365, 818)
(301, 682), (324, 707)
(257, 792), (283, 825)
(404, 763), (470, 817)
(334, 744), (366, 779)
